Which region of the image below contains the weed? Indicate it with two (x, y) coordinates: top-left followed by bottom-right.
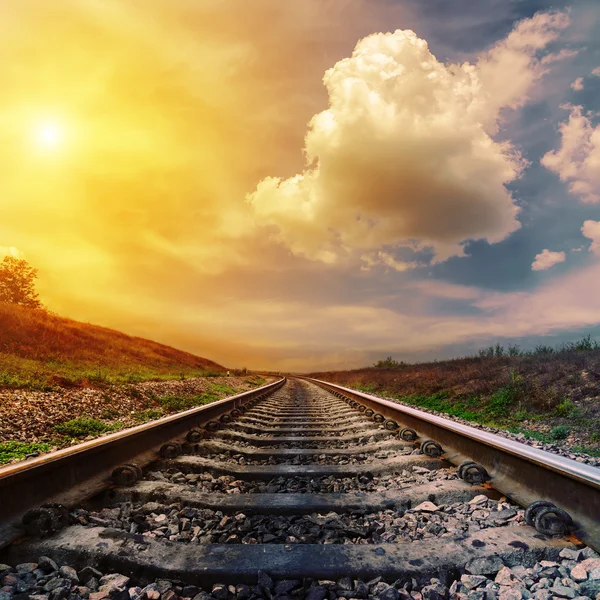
(0, 441), (51, 464)
(590, 432), (600, 443)
(54, 417), (119, 437)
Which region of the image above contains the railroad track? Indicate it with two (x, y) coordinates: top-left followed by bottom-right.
(1, 377), (599, 600)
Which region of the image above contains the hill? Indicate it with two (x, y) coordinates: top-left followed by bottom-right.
(0, 303), (225, 389)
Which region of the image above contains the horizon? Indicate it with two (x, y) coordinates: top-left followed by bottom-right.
(2, 1), (600, 371)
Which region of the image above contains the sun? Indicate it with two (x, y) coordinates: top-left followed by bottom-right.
(33, 120), (64, 150)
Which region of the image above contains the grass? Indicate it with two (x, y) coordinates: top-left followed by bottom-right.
(0, 441), (51, 464)
(155, 394), (214, 412)
(133, 408), (164, 423)
(54, 417), (122, 438)
(389, 385), (527, 428)
(572, 445), (600, 457)
(0, 302), (226, 390)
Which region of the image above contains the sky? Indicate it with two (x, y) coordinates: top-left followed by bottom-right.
(2, 0), (600, 371)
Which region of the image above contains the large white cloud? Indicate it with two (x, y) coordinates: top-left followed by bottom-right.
(542, 105), (600, 203)
(248, 11), (570, 265)
(531, 249), (566, 271)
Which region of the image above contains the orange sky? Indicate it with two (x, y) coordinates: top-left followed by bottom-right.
(3, 1), (600, 370)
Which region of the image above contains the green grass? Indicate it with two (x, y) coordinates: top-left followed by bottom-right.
(356, 383), (378, 394)
(506, 428), (553, 443)
(54, 417), (122, 438)
(392, 386), (530, 428)
(133, 408), (164, 423)
(208, 382), (237, 396)
(572, 445), (600, 457)
(155, 394), (213, 412)
(0, 441), (52, 464)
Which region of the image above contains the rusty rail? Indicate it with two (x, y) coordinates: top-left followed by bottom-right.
(0, 377), (285, 548)
(306, 377), (600, 551)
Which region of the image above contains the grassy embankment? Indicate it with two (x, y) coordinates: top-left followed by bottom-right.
(0, 303), (265, 463)
(0, 302), (226, 389)
(310, 337), (600, 456)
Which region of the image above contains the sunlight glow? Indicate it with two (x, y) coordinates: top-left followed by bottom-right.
(33, 121), (64, 150)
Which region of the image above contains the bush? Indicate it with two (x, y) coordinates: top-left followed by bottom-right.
(555, 400), (576, 417)
(550, 426), (569, 440)
(373, 356), (406, 369)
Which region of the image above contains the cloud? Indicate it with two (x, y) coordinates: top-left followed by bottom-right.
(531, 249), (566, 271)
(592, 67), (600, 77)
(248, 11), (570, 266)
(571, 77), (584, 91)
(582, 220), (600, 253)
(541, 105), (600, 202)
(404, 280), (481, 300)
(360, 251), (419, 272)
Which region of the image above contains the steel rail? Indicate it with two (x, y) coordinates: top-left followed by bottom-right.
(305, 377), (600, 551)
(0, 377), (285, 548)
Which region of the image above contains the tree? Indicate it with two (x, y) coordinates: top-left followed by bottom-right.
(0, 256), (42, 308)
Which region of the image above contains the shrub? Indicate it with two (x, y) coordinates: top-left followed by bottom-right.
(555, 400), (576, 417)
(563, 334), (599, 352)
(373, 356), (406, 369)
(550, 426), (569, 440)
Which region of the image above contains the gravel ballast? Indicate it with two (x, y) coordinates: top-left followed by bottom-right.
(1, 546), (599, 600)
